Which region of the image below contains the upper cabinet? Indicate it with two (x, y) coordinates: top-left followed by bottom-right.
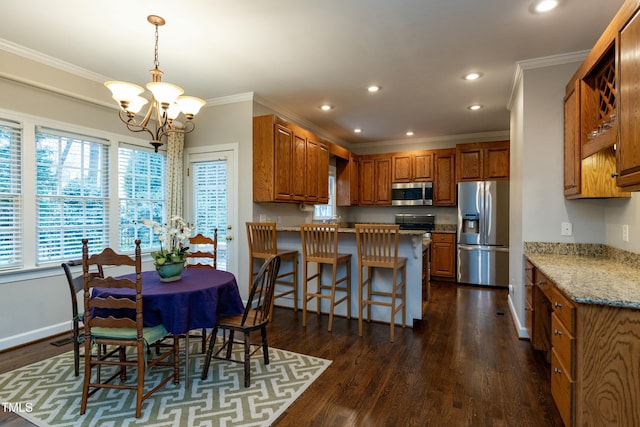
(359, 154), (392, 205)
(563, 0), (640, 197)
(456, 141), (510, 182)
(336, 151), (359, 206)
(433, 148), (456, 206)
(391, 150), (434, 183)
(617, 7), (640, 190)
(253, 114), (329, 203)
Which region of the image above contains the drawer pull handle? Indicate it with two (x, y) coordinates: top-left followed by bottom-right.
(554, 329), (562, 336)
(554, 368), (562, 374)
(554, 302), (563, 308)
(538, 281), (545, 286)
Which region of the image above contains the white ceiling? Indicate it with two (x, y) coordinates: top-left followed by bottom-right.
(0, 0), (626, 145)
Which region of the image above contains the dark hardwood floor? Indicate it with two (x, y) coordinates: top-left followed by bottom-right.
(0, 281), (563, 426)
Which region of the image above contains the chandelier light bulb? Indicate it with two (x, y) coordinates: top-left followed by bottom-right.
(127, 96), (149, 115)
(104, 81), (144, 105)
(176, 96), (206, 117)
(146, 82), (184, 106)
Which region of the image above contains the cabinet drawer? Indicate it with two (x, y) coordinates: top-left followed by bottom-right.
(431, 233), (454, 243)
(552, 287), (576, 334)
(551, 349), (575, 427)
(534, 269), (554, 301)
(552, 313), (575, 378)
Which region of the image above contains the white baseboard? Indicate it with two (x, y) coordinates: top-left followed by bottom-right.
(507, 294), (529, 339)
(0, 322), (70, 352)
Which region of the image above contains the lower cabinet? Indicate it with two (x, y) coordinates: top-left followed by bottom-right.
(526, 257), (640, 426)
(430, 233), (455, 279)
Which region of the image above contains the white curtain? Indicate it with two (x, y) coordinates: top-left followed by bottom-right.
(165, 131), (184, 220)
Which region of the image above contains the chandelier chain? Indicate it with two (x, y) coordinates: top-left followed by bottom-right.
(154, 23), (160, 70)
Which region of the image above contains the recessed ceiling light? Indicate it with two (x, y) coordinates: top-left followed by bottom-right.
(406, 131), (414, 136)
(320, 104), (333, 111)
(468, 104), (483, 111)
(354, 128), (362, 133)
(464, 72), (483, 81)
(531, 0), (559, 13)
(368, 85), (381, 93)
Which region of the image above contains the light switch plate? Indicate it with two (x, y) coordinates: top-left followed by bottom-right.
(561, 222), (572, 236)
(623, 224), (629, 242)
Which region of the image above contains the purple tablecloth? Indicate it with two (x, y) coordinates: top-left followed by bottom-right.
(92, 269), (245, 335)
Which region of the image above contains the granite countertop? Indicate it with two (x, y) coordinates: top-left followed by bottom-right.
(525, 243), (640, 310)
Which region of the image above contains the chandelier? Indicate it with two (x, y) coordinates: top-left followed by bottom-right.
(104, 15), (206, 152)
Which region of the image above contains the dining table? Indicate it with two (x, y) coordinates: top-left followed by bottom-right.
(92, 268), (245, 387)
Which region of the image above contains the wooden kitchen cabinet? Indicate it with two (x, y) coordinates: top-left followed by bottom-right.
(563, 0), (638, 196)
(456, 140), (510, 182)
(432, 149), (456, 206)
(430, 232), (455, 279)
(391, 150), (433, 183)
(304, 137), (329, 204)
(617, 7), (640, 191)
(563, 47), (629, 199)
(336, 152), (359, 206)
(359, 154), (391, 205)
(253, 114), (329, 203)
(526, 255), (640, 426)
(524, 260), (535, 341)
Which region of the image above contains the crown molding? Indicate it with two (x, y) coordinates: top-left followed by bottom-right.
(507, 50), (589, 110)
(0, 38), (110, 83)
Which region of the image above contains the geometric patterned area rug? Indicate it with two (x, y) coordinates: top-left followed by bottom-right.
(0, 339), (331, 427)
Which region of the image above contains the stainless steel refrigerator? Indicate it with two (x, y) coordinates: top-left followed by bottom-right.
(457, 181), (509, 287)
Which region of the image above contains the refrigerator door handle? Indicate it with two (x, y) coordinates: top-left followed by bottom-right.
(458, 244), (509, 252)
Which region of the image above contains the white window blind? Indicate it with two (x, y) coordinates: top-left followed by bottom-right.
(0, 119), (23, 270)
(35, 127), (109, 263)
(118, 144), (166, 253)
(192, 159), (227, 269)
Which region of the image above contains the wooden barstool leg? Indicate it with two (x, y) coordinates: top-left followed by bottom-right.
(292, 255), (299, 312)
(390, 267), (397, 343)
(302, 259), (309, 327)
(358, 264), (364, 337)
(346, 261), (352, 319)
(328, 262), (338, 332)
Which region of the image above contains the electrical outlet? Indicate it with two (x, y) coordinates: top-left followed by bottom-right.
(623, 224), (629, 242)
(561, 222), (573, 236)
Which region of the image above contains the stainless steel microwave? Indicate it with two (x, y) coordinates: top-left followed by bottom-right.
(391, 182), (433, 206)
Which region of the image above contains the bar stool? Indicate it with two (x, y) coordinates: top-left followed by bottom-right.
(355, 224), (407, 342)
(300, 223), (351, 331)
(246, 222), (298, 317)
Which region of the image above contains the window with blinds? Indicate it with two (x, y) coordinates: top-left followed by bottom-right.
(192, 159), (227, 270)
(0, 119), (22, 270)
(35, 127), (109, 263)
(118, 145), (166, 253)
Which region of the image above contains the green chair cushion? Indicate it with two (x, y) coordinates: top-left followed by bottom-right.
(91, 324), (169, 345)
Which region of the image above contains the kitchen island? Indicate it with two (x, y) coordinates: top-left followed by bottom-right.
(524, 242), (640, 426)
(275, 226), (428, 327)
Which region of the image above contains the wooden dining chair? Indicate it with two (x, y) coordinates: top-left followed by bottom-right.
(355, 224), (407, 343)
(300, 223), (351, 331)
(61, 259), (105, 377)
(185, 230), (218, 269)
(200, 254), (280, 387)
(80, 239), (180, 418)
(184, 230), (218, 353)
(246, 222), (298, 318)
